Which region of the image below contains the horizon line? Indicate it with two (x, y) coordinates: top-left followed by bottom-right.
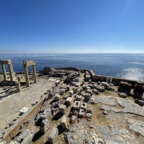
(1, 52), (144, 54)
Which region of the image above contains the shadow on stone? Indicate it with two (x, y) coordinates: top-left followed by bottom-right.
(52, 112), (63, 121)
(57, 125), (65, 135)
(44, 140), (51, 144)
(35, 118), (42, 126)
(32, 130), (43, 142)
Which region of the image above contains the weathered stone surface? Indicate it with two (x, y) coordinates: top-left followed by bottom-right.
(69, 90), (73, 97)
(64, 120), (98, 144)
(103, 111), (108, 115)
(0, 141), (6, 144)
(73, 101), (80, 110)
(95, 85), (105, 92)
(80, 102), (87, 110)
(21, 131), (34, 144)
(48, 127), (58, 143)
(86, 113), (92, 119)
(96, 124), (134, 144)
(127, 119), (144, 136)
(64, 73), (76, 84)
(43, 67), (55, 75)
(16, 129), (34, 144)
(87, 108), (92, 113)
(60, 89), (65, 95)
(17, 129), (30, 143)
(79, 109), (85, 118)
(40, 119), (49, 133)
(100, 97), (144, 117)
(92, 89), (99, 94)
(96, 95), (117, 106)
(41, 108), (51, 120)
(75, 95), (82, 101)
(118, 81), (132, 94)
(94, 138), (104, 144)
(118, 92), (127, 98)
(70, 115), (77, 124)
(135, 99), (144, 106)
(101, 82), (110, 88)
(65, 97), (73, 105)
(59, 104), (66, 114)
(73, 87), (78, 93)
(54, 94), (60, 101)
(0, 130), (4, 139)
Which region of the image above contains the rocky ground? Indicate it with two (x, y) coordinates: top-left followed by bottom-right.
(0, 68), (144, 144)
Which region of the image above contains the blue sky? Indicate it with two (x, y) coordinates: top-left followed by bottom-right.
(0, 0), (144, 53)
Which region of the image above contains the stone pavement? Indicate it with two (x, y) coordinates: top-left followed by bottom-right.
(0, 79), (54, 130)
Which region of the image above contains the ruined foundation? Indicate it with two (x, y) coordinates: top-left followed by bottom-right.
(0, 60), (144, 144)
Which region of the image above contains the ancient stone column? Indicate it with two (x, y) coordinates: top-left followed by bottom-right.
(32, 65), (37, 83)
(16, 82), (21, 92)
(1, 64), (7, 81)
(24, 66), (30, 87)
(8, 64), (14, 81)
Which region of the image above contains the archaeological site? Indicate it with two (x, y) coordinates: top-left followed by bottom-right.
(0, 59), (144, 144)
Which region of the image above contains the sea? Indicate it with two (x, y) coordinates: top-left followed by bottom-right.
(1, 53), (144, 82)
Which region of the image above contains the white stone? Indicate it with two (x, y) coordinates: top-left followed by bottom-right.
(20, 107), (29, 114)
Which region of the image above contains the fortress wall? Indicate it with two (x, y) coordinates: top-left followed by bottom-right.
(92, 74), (142, 87)
(56, 67), (80, 71)
(81, 68), (142, 87)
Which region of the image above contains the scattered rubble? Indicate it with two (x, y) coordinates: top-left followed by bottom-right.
(0, 62), (144, 144)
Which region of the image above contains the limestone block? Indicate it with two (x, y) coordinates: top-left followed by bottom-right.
(82, 85), (87, 90)
(73, 87), (78, 94)
(56, 80), (60, 85)
(41, 108), (51, 120)
(77, 89), (82, 95)
(75, 95), (82, 101)
(87, 108), (92, 113)
(85, 74), (91, 81)
(60, 89), (65, 95)
(94, 138), (104, 144)
(73, 101), (80, 110)
(86, 89), (93, 95)
(54, 94), (60, 101)
(69, 90), (73, 97)
(59, 104), (66, 114)
(20, 107), (29, 115)
(102, 82), (110, 88)
(79, 109), (85, 118)
(85, 93), (91, 100)
(80, 102), (87, 110)
(74, 82), (80, 88)
(16, 129), (34, 144)
(86, 113), (92, 119)
(61, 115), (67, 129)
(65, 97), (73, 105)
(40, 119), (49, 133)
(48, 127), (58, 143)
(70, 115), (77, 124)
(17, 129), (30, 143)
(21, 131), (34, 144)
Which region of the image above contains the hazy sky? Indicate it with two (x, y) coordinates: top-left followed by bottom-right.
(0, 0), (144, 53)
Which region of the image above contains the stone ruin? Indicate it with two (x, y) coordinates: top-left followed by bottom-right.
(1, 66), (144, 144)
(0, 59), (15, 81)
(0, 59), (37, 96)
(23, 60), (37, 87)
